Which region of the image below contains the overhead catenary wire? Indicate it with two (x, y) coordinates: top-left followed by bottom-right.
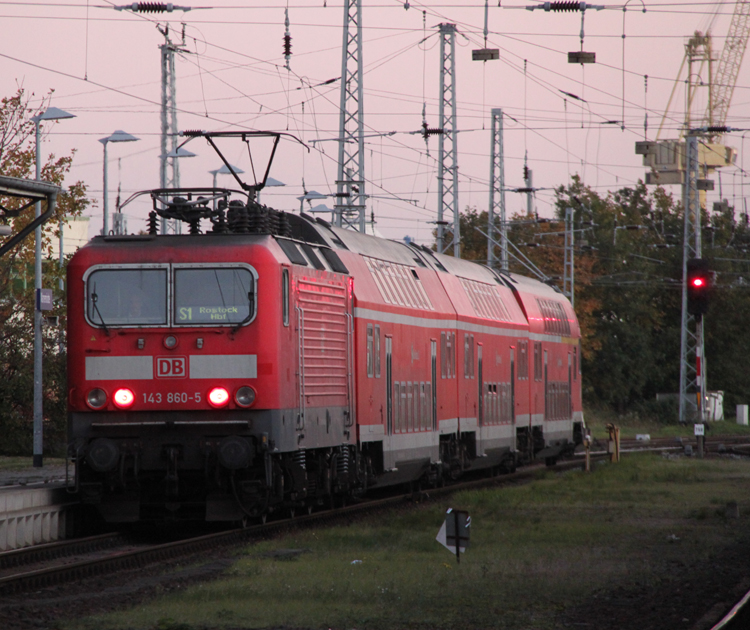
(4, 0), (745, 238)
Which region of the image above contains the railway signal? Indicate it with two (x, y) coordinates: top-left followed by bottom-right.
(686, 258), (711, 317)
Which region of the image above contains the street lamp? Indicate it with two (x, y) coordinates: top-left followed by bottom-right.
(100, 130), (139, 236)
(209, 163), (244, 188)
(30, 106), (75, 468)
(258, 176), (285, 204)
(164, 147), (196, 159)
(209, 163), (244, 210)
(297, 190), (328, 214)
(309, 203), (334, 222)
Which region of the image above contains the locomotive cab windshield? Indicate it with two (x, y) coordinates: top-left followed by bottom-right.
(85, 264), (257, 328)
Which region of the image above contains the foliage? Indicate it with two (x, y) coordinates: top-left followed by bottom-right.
(441, 176), (750, 419)
(0, 88), (90, 455)
(509, 176), (750, 417)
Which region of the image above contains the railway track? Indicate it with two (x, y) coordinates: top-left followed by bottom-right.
(1, 437), (743, 598)
(594, 433), (750, 454)
(0, 456), (595, 596)
(2, 443), (748, 627)
(0, 532), (123, 571)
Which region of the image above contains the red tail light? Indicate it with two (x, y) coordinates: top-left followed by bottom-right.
(113, 388), (135, 409)
(208, 386), (230, 407)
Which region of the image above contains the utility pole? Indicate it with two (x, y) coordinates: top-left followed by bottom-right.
(488, 108), (507, 271)
(437, 23), (460, 257)
(678, 132), (706, 424)
(334, 0), (366, 232)
(159, 24), (188, 235)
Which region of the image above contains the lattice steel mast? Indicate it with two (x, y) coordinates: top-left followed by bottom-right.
(159, 24), (188, 235)
(437, 23), (460, 257)
(488, 108), (507, 271)
(334, 0), (366, 232)
(678, 133), (705, 424)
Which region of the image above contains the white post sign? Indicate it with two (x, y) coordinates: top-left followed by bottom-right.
(436, 508), (470, 563)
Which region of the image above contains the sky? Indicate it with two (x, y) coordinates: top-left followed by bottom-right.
(2, 0), (749, 247)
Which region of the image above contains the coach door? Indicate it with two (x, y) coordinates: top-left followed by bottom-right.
(543, 349), (548, 421)
(568, 352), (573, 420)
(510, 347), (515, 424)
(386, 336), (393, 435)
(296, 304), (305, 430)
(431, 339), (437, 431)
(477, 344), (483, 426)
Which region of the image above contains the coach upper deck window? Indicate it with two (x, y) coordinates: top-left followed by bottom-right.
(86, 267), (167, 327)
(174, 267), (256, 326)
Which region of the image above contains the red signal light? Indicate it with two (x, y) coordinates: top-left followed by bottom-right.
(208, 387), (230, 407)
(113, 388), (135, 409)
(686, 258), (711, 317)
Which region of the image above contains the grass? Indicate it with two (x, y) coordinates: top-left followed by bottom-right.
(67, 453), (750, 630)
(0, 456), (66, 471)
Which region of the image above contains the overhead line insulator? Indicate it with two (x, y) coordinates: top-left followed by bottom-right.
(547, 2), (579, 12)
(526, 2), (604, 12)
(116, 3), (191, 13)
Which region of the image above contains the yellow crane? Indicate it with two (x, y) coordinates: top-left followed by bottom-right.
(636, 1), (750, 187)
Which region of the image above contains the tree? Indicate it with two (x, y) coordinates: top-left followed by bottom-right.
(437, 177), (750, 419)
(0, 88), (91, 455)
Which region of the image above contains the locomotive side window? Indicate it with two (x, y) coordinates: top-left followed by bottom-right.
(533, 341), (543, 381)
(175, 267), (254, 325)
(464, 334), (474, 379)
(367, 324), (374, 378)
(517, 340), (529, 380)
(374, 325), (381, 378)
(86, 268), (167, 326)
(441, 331), (456, 379)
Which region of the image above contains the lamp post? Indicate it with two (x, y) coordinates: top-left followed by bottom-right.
(30, 106), (75, 468)
(100, 131), (139, 236)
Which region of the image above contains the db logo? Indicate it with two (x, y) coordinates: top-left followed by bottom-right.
(156, 356), (187, 379)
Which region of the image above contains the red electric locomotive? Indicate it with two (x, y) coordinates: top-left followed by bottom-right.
(66, 132), (583, 522)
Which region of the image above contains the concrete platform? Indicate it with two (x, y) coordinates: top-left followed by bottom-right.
(0, 460), (78, 551)
(0, 484), (78, 550)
